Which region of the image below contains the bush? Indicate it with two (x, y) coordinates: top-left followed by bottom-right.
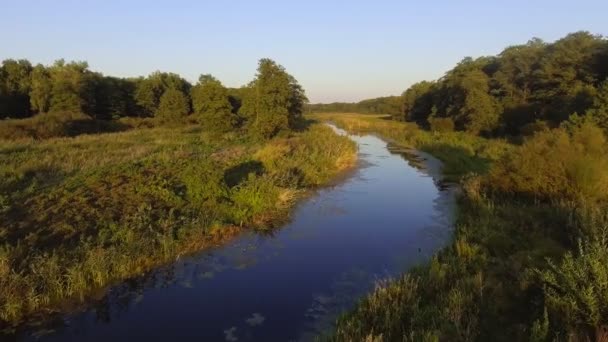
(155, 89), (191, 122)
(0, 112), (128, 140)
(536, 235), (608, 340)
(487, 122), (608, 204)
(428, 117), (455, 132)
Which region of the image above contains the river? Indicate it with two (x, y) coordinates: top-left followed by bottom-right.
(20, 125), (456, 341)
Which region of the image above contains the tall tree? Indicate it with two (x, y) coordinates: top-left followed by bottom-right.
(134, 72), (191, 117)
(0, 59), (33, 118)
(48, 60), (90, 113)
(29, 64), (52, 114)
(191, 74), (238, 132)
(400, 81), (435, 123)
(243, 59), (306, 139)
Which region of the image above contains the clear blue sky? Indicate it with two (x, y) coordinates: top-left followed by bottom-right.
(2, 1), (607, 103)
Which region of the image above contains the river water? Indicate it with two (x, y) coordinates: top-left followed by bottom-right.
(21, 125), (456, 341)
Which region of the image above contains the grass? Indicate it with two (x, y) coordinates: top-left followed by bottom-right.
(0, 120), (356, 330)
(314, 113), (608, 341)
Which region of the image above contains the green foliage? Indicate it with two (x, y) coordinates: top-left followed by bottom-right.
(48, 60), (90, 113)
(536, 236), (608, 340)
(487, 122), (608, 204)
(29, 64), (52, 114)
(191, 74), (238, 132)
(134, 71), (191, 117)
(244, 59), (307, 139)
(400, 81), (435, 122)
(155, 88), (191, 121)
(383, 32), (608, 136)
(0, 59), (32, 118)
(0, 112), (130, 140)
(428, 117), (455, 132)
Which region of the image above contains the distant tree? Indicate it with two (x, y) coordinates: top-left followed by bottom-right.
(244, 59), (307, 139)
(437, 58), (501, 134)
(134, 72), (191, 117)
(532, 31), (605, 121)
(400, 81), (435, 123)
(155, 88), (190, 121)
(493, 38), (546, 105)
(29, 64), (52, 113)
(584, 81), (608, 132)
(0, 59), (33, 118)
(89, 76), (138, 119)
(191, 74), (238, 132)
(48, 60), (90, 113)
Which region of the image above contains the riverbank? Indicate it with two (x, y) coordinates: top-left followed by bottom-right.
(317, 113), (608, 341)
(0, 121), (357, 332)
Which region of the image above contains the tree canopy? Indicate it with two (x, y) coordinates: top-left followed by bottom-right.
(191, 74), (238, 132)
(0, 57), (307, 138)
(394, 31), (608, 136)
(243, 59), (307, 139)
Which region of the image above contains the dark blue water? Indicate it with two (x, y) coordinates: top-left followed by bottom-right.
(21, 126), (456, 341)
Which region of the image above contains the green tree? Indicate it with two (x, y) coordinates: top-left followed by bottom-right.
(584, 81), (608, 132)
(134, 72), (191, 117)
(532, 31), (605, 122)
(191, 74), (238, 132)
(244, 58), (306, 139)
(155, 88), (190, 122)
(29, 64), (52, 113)
(48, 60), (90, 113)
(0, 59), (33, 118)
(437, 58), (501, 134)
(88, 76), (138, 119)
(400, 81), (435, 123)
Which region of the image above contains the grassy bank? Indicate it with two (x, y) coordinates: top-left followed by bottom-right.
(316, 113), (608, 341)
(0, 121), (356, 330)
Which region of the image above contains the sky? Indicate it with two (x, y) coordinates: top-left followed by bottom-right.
(2, 1), (607, 103)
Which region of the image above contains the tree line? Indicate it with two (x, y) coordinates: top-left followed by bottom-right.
(311, 31), (608, 136)
(398, 31), (608, 136)
(306, 95), (402, 116)
(0, 58), (307, 139)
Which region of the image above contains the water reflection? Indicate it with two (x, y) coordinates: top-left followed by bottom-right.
(19, 125), (456, 342)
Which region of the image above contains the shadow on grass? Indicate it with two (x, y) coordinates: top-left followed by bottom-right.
(223, 161), (265, 187)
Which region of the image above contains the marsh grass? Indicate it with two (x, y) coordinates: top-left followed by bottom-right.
(0, 121), (356, 329)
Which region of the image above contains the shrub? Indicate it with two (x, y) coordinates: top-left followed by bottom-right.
(536, 236), (608, 340)
(155, 89), (190, 122)
(428, 117), (455, 132)
(0, 112), (127, 140)
(487, 122), (608, 204)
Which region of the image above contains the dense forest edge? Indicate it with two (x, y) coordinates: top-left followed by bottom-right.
(0, 59), (357, 332)
(319, 30), (608, 342)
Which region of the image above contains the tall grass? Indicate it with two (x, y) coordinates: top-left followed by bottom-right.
(0, 121), (356, 329)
